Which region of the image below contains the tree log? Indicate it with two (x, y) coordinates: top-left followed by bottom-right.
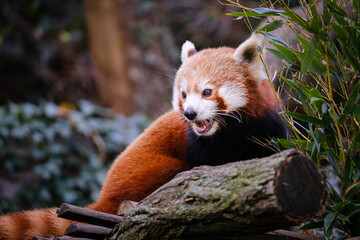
(107, 149), (327, 240)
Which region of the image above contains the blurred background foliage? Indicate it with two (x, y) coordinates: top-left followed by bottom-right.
(0, 0), (264, 115)
(0, 0), (276, 213)
(0, 100), (147, 213)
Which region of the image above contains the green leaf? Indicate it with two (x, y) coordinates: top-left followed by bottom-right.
(354, 104), (360, 115)
(309, 88), (324, 109)
(301, 37), (317, 74)
(227, 8), (284, 18)
(252, 8), (284, 15)
(345, 181), (360, 199)
(324, 212), (336, 237)
(338, 80), (360, 124)
(342, 42), (360, 73)
(285, 111), (324, 126)
(327, 1), (347, 17)
(266, 42), (298, 65)
(323, 0), (331, 26)
(337, 214), (350, 221)
(276, 138), (296, 148)
(283, 9), (309, 29)
(310, 4), (322, 33)
(330, 22), (347, 39)
(342, 154), (353, 194)
(256, 20), (283, 33)
(342, 201), (360, 215)
(298, 220), (324, 230)
(281, 76), (309, 100)
(261, 31), (289, 47)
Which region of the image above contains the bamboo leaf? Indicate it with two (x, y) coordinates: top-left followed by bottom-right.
(299, 220), (323, 230)
(256, 20), (283, 33)
(310, 4), (322, 33)
(252, 8), (284, 15)
(301, 37), (317, 74)
(327, 1), (347, 17)
(266, 42), (298, 65)
(338, 80), (360, 124)
(227, 8), (284, 18)
(324, 212), (336, 238)
(323, 0), (331, 26)
(285, 111), (324, 126)
(330, 22), (347, 39)
(345, 181), (360, 199)
(283, 9), (309, 29)
(261, 31), (289, 47)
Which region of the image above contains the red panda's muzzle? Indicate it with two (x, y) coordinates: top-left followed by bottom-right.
(195, 119), (213, 134)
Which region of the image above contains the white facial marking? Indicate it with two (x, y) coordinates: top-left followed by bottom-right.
(219, 83), (247, 112)
(172, 87), (179, 111)
(197, 78), (214, 92)
(180, 79), (188, 93)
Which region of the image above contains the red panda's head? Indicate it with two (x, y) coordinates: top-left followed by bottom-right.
(173, 35), (278, 136)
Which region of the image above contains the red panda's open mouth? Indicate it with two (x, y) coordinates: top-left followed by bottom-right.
(195, 119), (213, 133)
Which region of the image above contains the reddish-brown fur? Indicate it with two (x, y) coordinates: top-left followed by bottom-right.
(175, 47), (278, 117)
(0, 39), (280, 239)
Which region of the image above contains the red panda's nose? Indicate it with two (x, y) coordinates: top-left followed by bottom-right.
(184, 107), (197, 120)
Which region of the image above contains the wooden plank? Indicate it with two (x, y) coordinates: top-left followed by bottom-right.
(57, 203), (122, 228)
(55, 236), (98, 240)
(267, 230), (325, 240)
(65, 222), (112, 239)
(33, 236), (97, 240)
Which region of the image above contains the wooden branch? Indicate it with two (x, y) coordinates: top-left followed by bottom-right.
(32, 237), (97, 240)
(57, 203), (123, 228)
(106, 149), (327, 240)
(65, 223), (112, 239)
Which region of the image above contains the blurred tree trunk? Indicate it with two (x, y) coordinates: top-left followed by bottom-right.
(84, 0), (132, 115)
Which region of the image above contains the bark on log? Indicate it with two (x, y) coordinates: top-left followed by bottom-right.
(107, 149), (327, 240)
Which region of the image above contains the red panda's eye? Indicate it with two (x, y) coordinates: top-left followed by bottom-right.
(181, 91), (187, 99)
(203, 89), (212, 97)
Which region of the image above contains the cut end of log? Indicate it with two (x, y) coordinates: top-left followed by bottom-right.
(274, 152), (327, 222)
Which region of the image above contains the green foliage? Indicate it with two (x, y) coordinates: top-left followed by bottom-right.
(227, 0), (360, 238)
(0, 101), (147, 214)
(0, 0), (93, 104)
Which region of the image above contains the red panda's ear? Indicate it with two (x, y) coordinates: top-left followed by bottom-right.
(181, 40), (197, 63)
(234, 34), (267, 82)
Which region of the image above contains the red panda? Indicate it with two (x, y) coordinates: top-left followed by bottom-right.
(0, 35), (287, 239)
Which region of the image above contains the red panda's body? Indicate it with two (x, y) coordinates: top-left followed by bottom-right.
(0, 35), (287, 239)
